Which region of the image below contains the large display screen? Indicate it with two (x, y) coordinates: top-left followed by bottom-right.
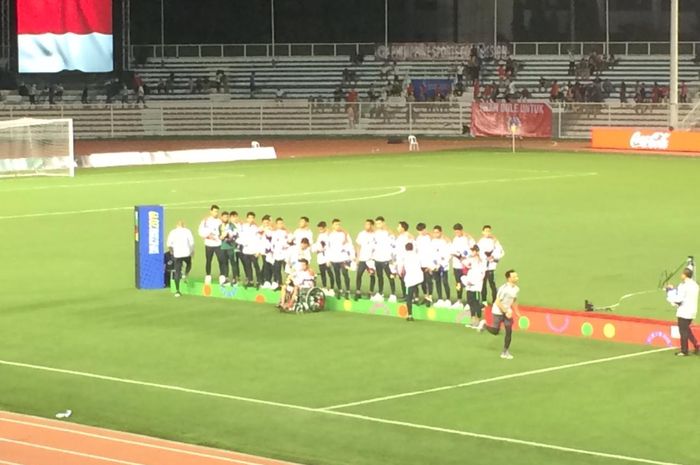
(17, 0), (113, 73)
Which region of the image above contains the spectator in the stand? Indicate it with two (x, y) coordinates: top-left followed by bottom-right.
(519, 87), (531, 101)
(490, 81), (500, 102)
(188, 78), (195, 94)
(157, 78), (166, 94)
(620, 81), (627, 103)
(249, 71), (256, 98)
(456, 62), (464, 84)
(505, 80), (517, 102)
(81, 84), (89, 104)
(549, 80), (560, 102)
(120, 84), (129, 104)
(222, 73), (229, 94)
(136, 85), (146, 105)
(473, 79), (480, 100)
(368, 83), (378, 102)
(602, 79), (613, 99)
(470, 45), (478, 60)
(568, 50), (576, 76)
(48, 83), (56, 105)
(28, 84), (37, 104)
(497, 63), (506, 81)
(477, 44), (486, 63)
(538, 76), (546, 93)
(275, 87), (284, 103)
(505, 56), (516, 78)
(651, 82), (661, 103)
(680, 81), (688, 103)
(166, 72), (175, 94)
(55, 84), (64, 102)
(635, 82), (647, 103)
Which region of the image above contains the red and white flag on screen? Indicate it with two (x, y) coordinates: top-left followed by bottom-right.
(17, 0), (113, 73)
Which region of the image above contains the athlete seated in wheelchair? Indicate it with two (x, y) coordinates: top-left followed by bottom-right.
(277, 259), (326, 313)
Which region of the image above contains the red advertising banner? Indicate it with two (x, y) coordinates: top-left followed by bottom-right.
(471, 102), (552, 138)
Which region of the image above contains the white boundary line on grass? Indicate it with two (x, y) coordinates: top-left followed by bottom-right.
(0, 172), (597, 221)
(0, 347), (684, 465)
(0, 417), (295, 465)
(319, 346), (672, 410)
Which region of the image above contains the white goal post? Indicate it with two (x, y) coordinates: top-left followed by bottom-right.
(0, 118), (75, 177)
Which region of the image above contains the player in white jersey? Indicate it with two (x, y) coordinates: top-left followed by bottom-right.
(372, 216), (397, 302)
(166, 220), (195, 297)
(270, 217), (290, 290)
(278, 258), (316, 311)
(238, 211), (262, 288)
(285, 237), (312, 274)
(394, 221), (413, 300)
(477, 225), (505, 304)
(398, 242), (423, 321)
(478, 269), (520, 359)
(451, 223), (475, 308)
(431, 225), (452, 307)
(355, 219), (377, 300)
(293, 216), (313, 246)
(197, 204), (226, 285)
(313, 221), (335, 292)
(327, 219), (352, 298)
(414, 222), (434, 305)
(461, 245), (486, 327)
(260, 214), (275, 288)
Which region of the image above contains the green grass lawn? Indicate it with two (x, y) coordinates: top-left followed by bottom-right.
(0, 149), (698, 465)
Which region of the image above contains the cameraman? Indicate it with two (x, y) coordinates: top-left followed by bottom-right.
(666, 267), (699, 357)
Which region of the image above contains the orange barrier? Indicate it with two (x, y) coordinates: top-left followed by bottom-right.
(591, 127), (700, 153)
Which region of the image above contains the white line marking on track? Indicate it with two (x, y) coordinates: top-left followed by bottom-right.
(319, 346), (673, 410)
(0, 418), (291, 465)
(0, 347), (681, 465)
(0, 172), (597, 221)
(0, 460), (27, 465)
(0, 438), (146, 465)
(0, 412), (298, 465)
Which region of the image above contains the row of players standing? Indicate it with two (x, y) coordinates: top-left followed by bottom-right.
(178, 205), (505, 308)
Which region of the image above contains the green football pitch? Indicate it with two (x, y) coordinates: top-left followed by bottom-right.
(0, 148), (698, 465)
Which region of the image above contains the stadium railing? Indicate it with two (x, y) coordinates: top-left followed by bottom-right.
(130, 41), (700, 60)
(0, 100), (469, 139)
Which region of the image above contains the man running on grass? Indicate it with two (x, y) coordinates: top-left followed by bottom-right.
(478, 269), (520, 359)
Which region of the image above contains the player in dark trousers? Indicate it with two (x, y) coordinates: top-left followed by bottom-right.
(314, 221), (335, 293)
(478, 269), (520, 359)
(219, 211), (239, 284)
(198, 205), (227, 285)
(665, 267), (699, 356)
(166, 220), (195, 297)
(398, 242), (423, 321)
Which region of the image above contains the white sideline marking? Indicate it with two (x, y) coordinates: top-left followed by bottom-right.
(0, 460), (27, 465)
(0, 416), (301, 465)
(0, 347), (683, 465)
(0, 172), (597, 221)
(0, 175), (244, 193)
(0, 438), (146, 465)
(169, 186), (407, 211)
(319, 346), (673, 410)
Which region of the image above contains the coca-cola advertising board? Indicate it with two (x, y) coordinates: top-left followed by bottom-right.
(471, 102), (552, 138)
(591, 127), (700, 153)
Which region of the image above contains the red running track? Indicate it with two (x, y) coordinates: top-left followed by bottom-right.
(0, 411), (301, 465)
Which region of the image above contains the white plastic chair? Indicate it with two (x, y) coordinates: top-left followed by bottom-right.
(251, 141), (260, 148)
(408, 135), (419, 151)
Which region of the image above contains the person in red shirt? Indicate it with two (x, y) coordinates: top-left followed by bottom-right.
(549, 80), (560, 102)
(497, 64), (506, 82)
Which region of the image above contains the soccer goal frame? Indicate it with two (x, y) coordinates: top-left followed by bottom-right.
(0, 117), (75, 178)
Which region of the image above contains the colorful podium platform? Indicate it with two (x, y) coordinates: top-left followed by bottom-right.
(174, 280), (697, 348)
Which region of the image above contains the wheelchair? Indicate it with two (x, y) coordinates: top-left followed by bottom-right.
(279, 285), (326, 313)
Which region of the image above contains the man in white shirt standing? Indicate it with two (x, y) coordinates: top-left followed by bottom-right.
(167, 220), (195, 297)
(293, 216), (313, 246)
(239, 211), (262, 288)
(314, 221), (335, 293)
(355, 219), (376, 301)
(328, 219), (351, 298)
(372, 216), (397, 303)
(394, 221), (413, 300)
(478, 269), (520, 359)
(197, 205), (226, 285)
(451, 223), (475, 309)
(398, 242), (423, 322)
(477, 225), (505, 304)
(666, 267), (699, 356)
(461, 245), (486, 327)
(431, 225), (452, 307)
(270, 217), (290, 290)
(414, 222), (434, 305)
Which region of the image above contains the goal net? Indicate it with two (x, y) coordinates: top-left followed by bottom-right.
(0, 118), (75, 177)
